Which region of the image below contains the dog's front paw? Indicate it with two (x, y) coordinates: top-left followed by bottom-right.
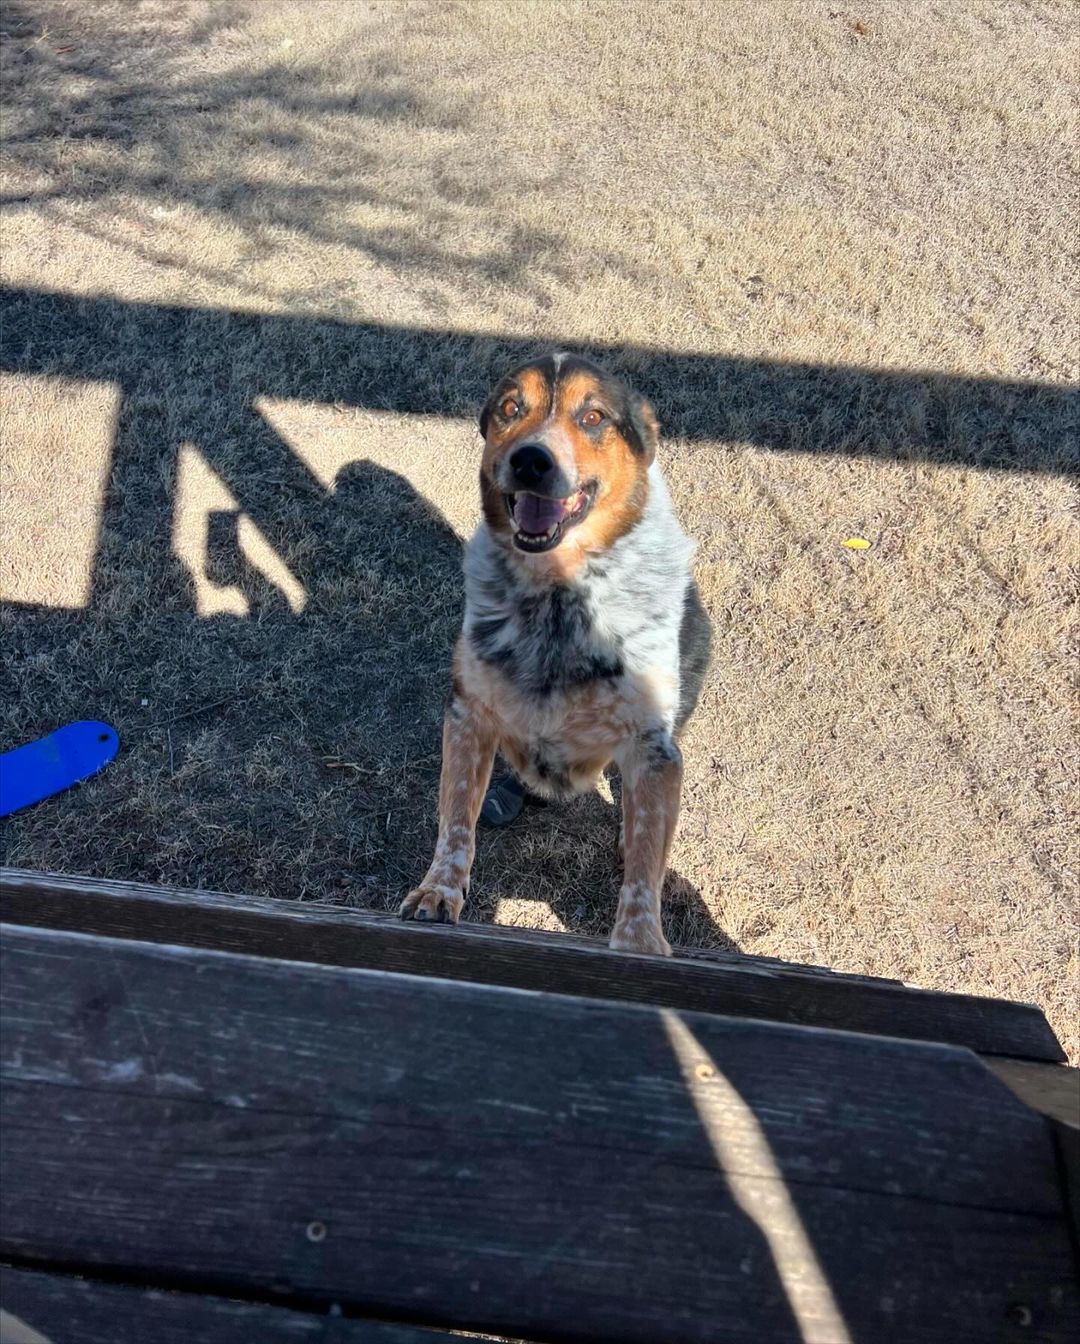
(609, 881), (672, 955)
(609, 915), (672, 958)
(400, 883), (465, 925)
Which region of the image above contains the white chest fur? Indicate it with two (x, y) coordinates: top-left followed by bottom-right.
(460, 465), (694, 794)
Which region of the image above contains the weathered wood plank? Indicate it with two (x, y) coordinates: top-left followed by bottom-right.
(1050, 1120), (1080, 1265)
(0, 868), (1064, 1062)
(0, 1266), (511, 1343)
(1, 923), (1076, 1344)
(0, 868), (883, 975)
(986, 1058), (1080, 1128)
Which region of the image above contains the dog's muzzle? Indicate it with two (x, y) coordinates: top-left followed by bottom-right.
(503, 481), (598, 553)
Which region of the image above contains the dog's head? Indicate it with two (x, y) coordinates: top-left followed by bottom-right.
(478, 354), (658, 562)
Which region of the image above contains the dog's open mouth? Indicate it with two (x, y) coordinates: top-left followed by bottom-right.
(505, 482), (597, 552)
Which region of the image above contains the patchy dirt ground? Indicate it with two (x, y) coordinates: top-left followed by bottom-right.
(1, 0), (1077, 1058)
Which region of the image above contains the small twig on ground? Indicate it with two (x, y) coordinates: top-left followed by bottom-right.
(149, 696), (234, 728)
(323, 754), (440, 776)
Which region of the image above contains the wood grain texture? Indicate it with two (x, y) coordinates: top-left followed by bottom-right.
(1, 923), (1076, 1344)
(0, 867), (1065, 1062)
(0, 1267), (508, 1343)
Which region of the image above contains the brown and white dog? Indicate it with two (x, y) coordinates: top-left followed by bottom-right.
(401, 354), (711, 955)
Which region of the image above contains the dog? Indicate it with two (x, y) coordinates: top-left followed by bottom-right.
(400, 354), (711, 955)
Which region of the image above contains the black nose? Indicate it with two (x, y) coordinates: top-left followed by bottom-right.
(509, 443), (556, 490)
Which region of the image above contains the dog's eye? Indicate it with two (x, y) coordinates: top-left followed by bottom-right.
(580, 409), (605, 429)
(500, 397), (520, 420)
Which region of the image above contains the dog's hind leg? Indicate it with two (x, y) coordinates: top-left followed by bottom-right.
(609, 730), (681, 956)
(400, 687), (498, 925)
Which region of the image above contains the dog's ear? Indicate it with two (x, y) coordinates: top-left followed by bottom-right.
(627, 391), (660, 464)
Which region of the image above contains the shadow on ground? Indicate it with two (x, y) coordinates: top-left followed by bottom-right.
(0, 0), (592, 312)
(1, 3), (1075, 473)
(5, 281), (1076, 948)
(0, 0), (1076, 949)
(0, 355), (730, 947)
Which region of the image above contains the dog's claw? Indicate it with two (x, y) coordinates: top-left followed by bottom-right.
(400, 884), (464, 926)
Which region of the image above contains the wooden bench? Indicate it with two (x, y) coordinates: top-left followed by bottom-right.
(2, 867), (1077, 1343)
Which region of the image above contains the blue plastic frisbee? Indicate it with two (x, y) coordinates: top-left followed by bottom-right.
(0, 720), (119, 817)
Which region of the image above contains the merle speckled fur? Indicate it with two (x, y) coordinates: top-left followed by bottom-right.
(464, 461), (710, 742)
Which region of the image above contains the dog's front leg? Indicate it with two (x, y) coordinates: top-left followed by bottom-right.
(609, 729), (682, 956)
(400, 691), (497, 925)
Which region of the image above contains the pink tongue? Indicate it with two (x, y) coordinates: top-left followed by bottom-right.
(514, 494), (569, 533)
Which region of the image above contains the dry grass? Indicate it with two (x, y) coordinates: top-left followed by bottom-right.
(1, 0), (1077, 1057)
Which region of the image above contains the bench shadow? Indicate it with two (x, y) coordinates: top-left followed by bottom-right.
(1, 5), (1075, 481)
